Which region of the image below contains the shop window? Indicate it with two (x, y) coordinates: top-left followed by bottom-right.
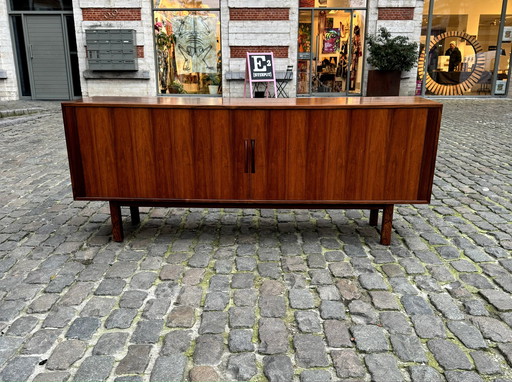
(153, 1), (221, 95)
(297, 8), (365, 96)
(9, 0), (72, 11)
(419, 0), (510, 96)
(299, 0), (366, 7)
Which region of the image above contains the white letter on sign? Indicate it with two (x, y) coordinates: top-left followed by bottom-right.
(251, 55), (267, 72)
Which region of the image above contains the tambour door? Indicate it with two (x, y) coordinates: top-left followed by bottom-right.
(73, 106), (248, 200)
(236, 107), (431, 202)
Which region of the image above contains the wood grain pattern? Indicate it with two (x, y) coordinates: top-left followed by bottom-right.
(62, 96), (442, 244)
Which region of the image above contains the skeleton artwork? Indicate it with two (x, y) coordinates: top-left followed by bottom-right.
(171, 14), (218, 74)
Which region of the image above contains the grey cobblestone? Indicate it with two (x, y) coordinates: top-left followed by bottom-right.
(115, 345), (151, 374)
(47, 340), (87, 370)
(22, 329), (60, 354)
(294, 334), (329, 367)
(66, 317), (100, 340)
(161, 330), (192, 354)
(93, 333), (129, 355)
(263, 355), (293, 382)
(193, 334), (224, 365)
(105, 308), (138, 329)
(447, 320), (488, 349)
(6, 316), (39, 336)
(332, 349), (365, 378)
(73, 356), (114, 382)
(259, 318), (289, 354)
(409, 365), (443, 382)
(351, 325), (389, 352)
(427, 338), (473, 370)
(2, 100), (512, 382)
(0, 356), (39, 382)
(365, 353), (402, 382)
(130, 319), (164, 343)
(471, 350), (502, 375)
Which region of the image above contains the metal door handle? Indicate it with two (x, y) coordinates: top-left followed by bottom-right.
(29, 45), (33, 59)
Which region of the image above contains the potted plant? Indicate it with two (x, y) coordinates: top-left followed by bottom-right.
(366, 27), (418, 96)
(205, 73), (221, 95)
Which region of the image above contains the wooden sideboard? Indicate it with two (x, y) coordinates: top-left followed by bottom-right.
(61, 96), (443, 244)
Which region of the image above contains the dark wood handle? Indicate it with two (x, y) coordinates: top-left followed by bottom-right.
(250, 139), (255, 173)
(244, 140), (250, 173)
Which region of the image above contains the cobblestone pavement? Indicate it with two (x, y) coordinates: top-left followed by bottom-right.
(0, 98), (512, 382)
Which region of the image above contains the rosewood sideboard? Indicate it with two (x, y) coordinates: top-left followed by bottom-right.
(61, 96), (443, 244)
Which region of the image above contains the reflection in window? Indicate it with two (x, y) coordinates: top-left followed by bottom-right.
(154, 1), (221, 95)
(420, 0), (509, 96)
(9, 0), (72, 11)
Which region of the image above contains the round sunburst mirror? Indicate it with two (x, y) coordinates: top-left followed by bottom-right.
(418, 31), (486, 95)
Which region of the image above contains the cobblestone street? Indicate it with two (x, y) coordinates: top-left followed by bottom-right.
(0, 98), (511, 382)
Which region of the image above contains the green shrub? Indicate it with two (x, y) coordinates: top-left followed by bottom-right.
(366, 27), (418, 71)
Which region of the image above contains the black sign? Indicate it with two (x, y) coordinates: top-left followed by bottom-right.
(247, 53), (275, 81)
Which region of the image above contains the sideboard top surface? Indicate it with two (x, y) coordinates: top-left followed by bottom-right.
(62, 96), (443, 110)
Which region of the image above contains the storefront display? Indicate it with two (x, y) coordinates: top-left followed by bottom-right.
(419, 0), (511, 96)
(153, 1), (221, 95)
(297, 6), (365, 96)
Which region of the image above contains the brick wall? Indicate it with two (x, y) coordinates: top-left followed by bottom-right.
(378, 7), (414, 20)
(77, 0), (156, 97)
(82, 8), (141, 21)
(229, 8), (289, 21)
(224, 0), (297, 97)
(230, 46), (288, 58)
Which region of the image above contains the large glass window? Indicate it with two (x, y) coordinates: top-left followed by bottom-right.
(153, 1), (221, 95)
(298, 0), (366, 96)
(9, 0), (72, 11)
(419, 0), (510, 96)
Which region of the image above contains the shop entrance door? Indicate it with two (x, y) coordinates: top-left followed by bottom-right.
(24, 15), (73, 100)
(297, 9), (365, 96)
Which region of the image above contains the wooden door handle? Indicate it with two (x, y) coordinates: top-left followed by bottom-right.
(250, 139), (255, 173)
(244, 139), (256, 173)
(244, 140), (250, 173)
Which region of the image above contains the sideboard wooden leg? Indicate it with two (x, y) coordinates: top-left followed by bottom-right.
(109, 202), (124, 242)
(130, 206), (140, 225)
(369, 209), (379, 226)
(380, 204), (394, 245)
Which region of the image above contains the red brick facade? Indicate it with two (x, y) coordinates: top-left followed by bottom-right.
(137, 46), (144, 58)
(378, 7), (415, 20)
(82, 8), (142, 21)
(230, 46), (288, 58)
(229, 8), (289, 21)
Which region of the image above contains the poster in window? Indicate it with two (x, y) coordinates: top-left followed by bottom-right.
(298, 23), (312, 58)
(503, 26), (512, 43)
(171, 14), (218, 74)
(323, 28), (340, 54)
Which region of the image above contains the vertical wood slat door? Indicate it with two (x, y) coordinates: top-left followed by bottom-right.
(74, 107), (248, 200)
(25, 15), (71, 100)
(240, 108), (430, 202)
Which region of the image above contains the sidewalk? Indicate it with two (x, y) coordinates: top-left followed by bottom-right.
(0, 98), (511, 382)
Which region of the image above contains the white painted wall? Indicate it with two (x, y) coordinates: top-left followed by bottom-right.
(73, 0), (156, 97)
(0, 2), (19, 100)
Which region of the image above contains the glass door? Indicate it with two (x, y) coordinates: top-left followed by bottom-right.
(298, 9), (365, 96)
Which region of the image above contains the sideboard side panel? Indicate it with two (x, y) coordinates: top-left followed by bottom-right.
(75, 107), (120, 197)
(62, 105), (86, 198)
(418, 106), (443, 202)
(383, 108), (429, 201)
